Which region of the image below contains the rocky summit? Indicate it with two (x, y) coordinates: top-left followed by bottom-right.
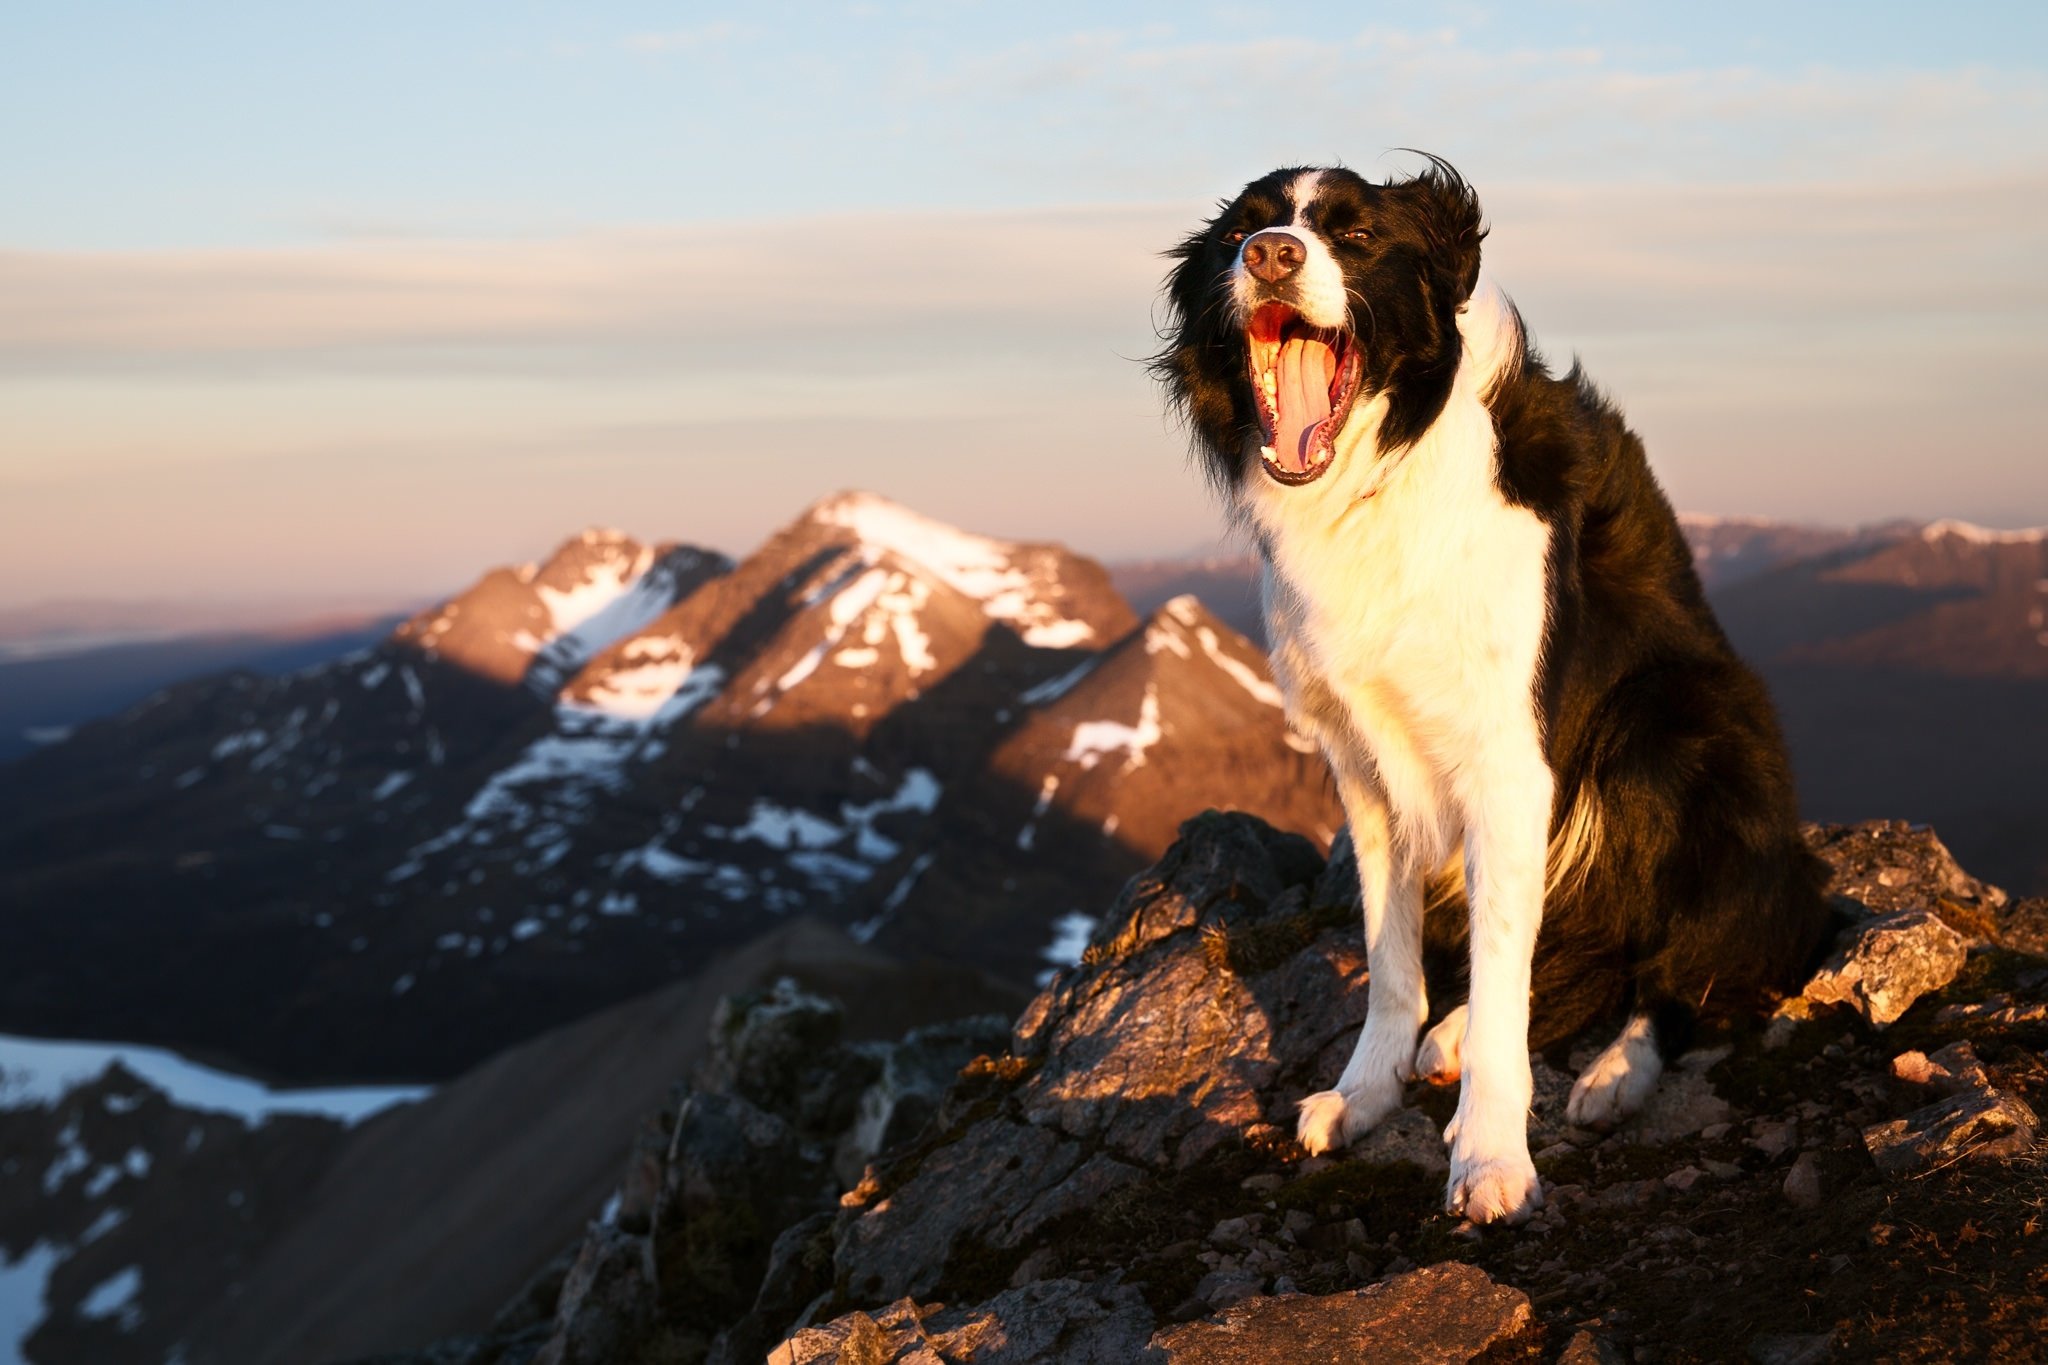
(357, 811), (2048, 1365)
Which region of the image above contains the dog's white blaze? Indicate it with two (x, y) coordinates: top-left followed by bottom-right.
(1226, 171), (1351, 331)
(1261, 281), (1549, 1222)
(1566, 1011), (1664, 1128)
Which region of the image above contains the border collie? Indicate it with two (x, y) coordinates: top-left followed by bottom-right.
(1152, 159), (1831, 1225)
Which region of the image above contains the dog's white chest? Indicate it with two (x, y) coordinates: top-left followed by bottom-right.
(1258, 433), (1551, 859)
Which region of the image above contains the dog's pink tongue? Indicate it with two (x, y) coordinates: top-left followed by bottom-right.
(1275, 334), (1336, 471)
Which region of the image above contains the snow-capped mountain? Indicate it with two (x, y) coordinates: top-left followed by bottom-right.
(0, 496), (1334, 1082)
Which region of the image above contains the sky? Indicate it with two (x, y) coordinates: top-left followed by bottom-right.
(2, 2), (2045, 608)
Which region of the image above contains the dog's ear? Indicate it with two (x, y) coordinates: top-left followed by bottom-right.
(1396, 153), (1485, 303)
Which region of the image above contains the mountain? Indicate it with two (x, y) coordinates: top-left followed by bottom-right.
(1712, 519), (2048, 895)
(0, 614), (407, 763)
(0, 920), (1025, 1365)
(0, 1035), (423, 1365)
(0, 496), (1335, 1083)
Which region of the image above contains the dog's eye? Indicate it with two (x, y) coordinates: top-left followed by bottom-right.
(1341, 228), (1373, 243)
(1222, 230), (1248, 245)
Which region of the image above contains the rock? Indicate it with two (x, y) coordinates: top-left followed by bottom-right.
(837, 1117), (1145, 1301)
(703, 978), (853, 1117)
(1560, 1330), (1627, 1364)
(1802, 910), (1969, 1027)
(1150, 1262), (1532, 1363)
(1748, 1119), (1798, 1162)
(1664, 1166), (1707, 1193)
(1195, 1268), (1266, 1310)
(1345, 1106), (1450, 1173)
(1747, 1329), (1837, 1364)
(531, 1224), (656, 1365)
(769, 1278), (1160, 1364)
(1782, 1152), (1823, 1210)
(836, 814), (1359, 1303)
(1890, 1042), (1991, 1095)
(834, 1014), (1012, 1186)
(709, 1211), (839, 1365)
(1806, 821), (2006, 919)
(1934, 995), (2048, 1026)
(1863, 1087), (2040, 1174)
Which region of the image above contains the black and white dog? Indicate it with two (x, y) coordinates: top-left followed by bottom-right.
(1153, 160), (1831, 1225)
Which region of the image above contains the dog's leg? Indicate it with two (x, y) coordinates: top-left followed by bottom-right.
(1566, 1011), (1664, 1128)
(1442, 754), (1549, 1225)
(1415, 1003), (1466, 1085)
(1297, 784), (1427, 1155)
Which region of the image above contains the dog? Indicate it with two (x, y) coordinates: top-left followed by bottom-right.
(1151, 158), (1832, 1225)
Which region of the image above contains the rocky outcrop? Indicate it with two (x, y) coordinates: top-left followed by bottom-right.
(378, 812), (2047, 1365)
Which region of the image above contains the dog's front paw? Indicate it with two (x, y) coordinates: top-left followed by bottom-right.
(1294, 1082), (1402, 1156)
(1444, 1150), (1542, 1226)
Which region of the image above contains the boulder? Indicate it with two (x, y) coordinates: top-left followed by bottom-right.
(531, 1224), (656, 1365)
(1802, 909), (1969, 1026)
(834, 813), (1360, 1304)
(1806, 820), (2006, 920)
(1149, 1263), (1532, 1363)
(768, 1278), (1159, 1364)
(1863, 1087), (2040, 1174)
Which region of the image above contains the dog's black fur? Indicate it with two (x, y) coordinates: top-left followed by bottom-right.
(1154, 159), (1833, 1058)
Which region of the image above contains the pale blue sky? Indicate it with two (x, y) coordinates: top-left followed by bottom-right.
(2, 3), (2044, 604)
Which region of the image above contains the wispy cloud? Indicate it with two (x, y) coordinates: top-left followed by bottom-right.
(622, 22), (751, 54)
(4, 177), (2045, 602)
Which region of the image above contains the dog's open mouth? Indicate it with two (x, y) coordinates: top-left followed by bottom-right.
(1247, 302), (1362, 485)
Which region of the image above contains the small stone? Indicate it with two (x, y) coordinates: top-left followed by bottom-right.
(1239, 1172), (1285, 1196)
(1782, 1152), (1823, 1210)
(1663, 1166), (1706, 1193)
(1560, 1330), (1627, 1364)
(1802, 909), (1969, 1027)
(1864, 1087), (2040, 1175)
(1748, 1119), (1799, 1161)
(1341, 1217), (1370, 1250)
(1891, 1041), (1991, 1095)
(1344, 1251), (1374, 1280)
(1207, 1215), (1258, 1250)
(1702, 1160), (1743, 1181)
(1279, 1208), (1315, 1241)
(1699, 1122), (1733, 1141)
(1195, 1268), (1264, 1311)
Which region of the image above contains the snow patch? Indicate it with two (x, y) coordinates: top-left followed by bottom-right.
(0, 1034), (426, 1126)
(78, 1265), (143, 1332)
(1922, 518), (2047, 546)
(814, 493), (1098, 648)
(1062, 685), (1163, 773)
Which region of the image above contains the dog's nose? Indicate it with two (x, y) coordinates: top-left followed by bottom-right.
(1242, 230), (1306, 284)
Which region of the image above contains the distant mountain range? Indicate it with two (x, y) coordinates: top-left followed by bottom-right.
(0, 496), (1335, 1082)
(3, 500), (2042, 1087)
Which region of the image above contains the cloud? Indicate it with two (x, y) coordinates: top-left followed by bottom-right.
(622, 22), (750, 54)
(3, 175), (2044, 606)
